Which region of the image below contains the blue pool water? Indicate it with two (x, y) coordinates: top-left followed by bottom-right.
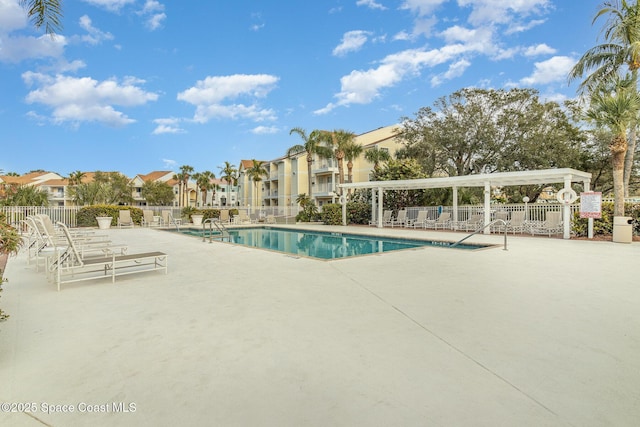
(167, 226), (490, 260)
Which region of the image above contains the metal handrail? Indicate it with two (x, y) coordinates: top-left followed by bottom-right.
(202, 218), (229, 242)
(450, 219), (508, 251)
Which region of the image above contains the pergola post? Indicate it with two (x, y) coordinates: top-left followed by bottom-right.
(584, 180), (593, 239)
(370, 189), (376, 226)
(377, 187), (384, 228)
(452, 186), (458, 224)
(483, 182), (491, 234)
(563, 176), (571, 240)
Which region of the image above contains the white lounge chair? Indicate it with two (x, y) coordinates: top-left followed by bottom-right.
(162, 210), (182, 227)
(530, 211), (563, 236)
(459, 214), (484, 231)
(52, 222), (166, 291)
(219, 210), (230, 224)
(118, 210), (134, 228)
(506, 211), (527, 234)
(425, 212), (451, 230)
(407, 210), (429, 228)
(390, 209), (408, 228)
(142, 210), (160, 227)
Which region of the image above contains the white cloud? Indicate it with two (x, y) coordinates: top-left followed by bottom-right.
(81, 0), (135, 12)
(524, 43), (556, 57)
(78, 15), (114, 45)
(430, 58), (471, 86)
(333, 30), (371, 57)
(0, 33), (67, 62)
(162, 158), (176, 169)
(316, 46), (466, 114)
(251, 125), (279, 135)
(356, 0), (387, 11)
(137, 1), (166, 30)
(400, 0), (448, 17)
(458, 0), (551, 26)
(152, 117), (184, 134)
(520, 55), (576, 85)
(22, 72), (159, 127)
(178, 74), (279, 123)
(0, 0), (27, 32)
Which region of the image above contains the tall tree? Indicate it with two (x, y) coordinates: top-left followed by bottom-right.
(343, 141), (364, 196)
(193, 171), (215, 206)
(319, 129), (356, 195)
(0, 185), (49, 206)
(287, 128), (333, 203)
(141, 180), (175, 206)
(586, 76), (640, 216)
(246, 160), (268, 209)
(19, 0), (63, 35)
(179, 165), (194, 207)
(364, 147), (392, 172)
(172, 172), (185, 207)
(67, 170), (85, 186)
(568, 0), (640, 196)
(218, 161), (238, 206)
(398, 88), (586, 180)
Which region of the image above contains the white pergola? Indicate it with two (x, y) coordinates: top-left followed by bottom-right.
(338, 168), (593, 239)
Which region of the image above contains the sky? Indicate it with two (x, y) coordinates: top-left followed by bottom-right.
(0, 0), (601, 178)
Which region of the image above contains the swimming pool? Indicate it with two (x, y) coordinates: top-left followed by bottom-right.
(166, 226), (492, 260)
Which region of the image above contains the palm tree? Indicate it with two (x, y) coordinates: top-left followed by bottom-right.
(319, 129), (356, 195)
(172, 172), (185, 207)
(67, 170), (85, 186)
(287, 128), (333, 203)
(218, 161), (238, 206)
(19, 0), (63, 35)
(246, 160), (268, 210)
(586, 76), (640, 216)
(179, 165), (194, 207)
(364, 146), (391, 173)
(568, 0), (640, 196)
(343, 141), (364, 188)
(193, 171), (215, 206)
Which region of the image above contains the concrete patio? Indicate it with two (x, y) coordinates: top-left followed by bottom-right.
(1, 225), (638, 426)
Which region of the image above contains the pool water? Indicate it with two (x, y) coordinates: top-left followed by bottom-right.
(167, 226), (491, 260)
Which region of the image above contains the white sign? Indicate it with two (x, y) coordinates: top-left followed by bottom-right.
(580, 192), (602, 219)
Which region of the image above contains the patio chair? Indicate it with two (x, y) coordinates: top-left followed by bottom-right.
(505, 211), (527, 234)
(118, 210), (134, 228)
(162, 210), (182, 227)
(530, 211), (563, 237)
(52, 222), (166, 291)
(491, 211), (510, 232)
(459, 214), (484, 232)
(236, 211), (251, 224)
(142, 210), (160, 227)
(219, 210), (230, 224)
(265, 215), (276, 224)
(425, 212), (451, 230)
(390, 209), (408, 228)
(407, 210), (429, 229)
(369, 210), (392, 226)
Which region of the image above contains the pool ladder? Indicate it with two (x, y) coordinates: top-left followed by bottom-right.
(450, 219), (508, 251)
(202, 218), (229, 243)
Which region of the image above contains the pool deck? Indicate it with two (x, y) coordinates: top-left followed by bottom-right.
(1, 224), (638, 426)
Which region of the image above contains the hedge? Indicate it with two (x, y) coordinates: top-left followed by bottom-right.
(77, 205), (144, 227)
(571, 201), (640, 237)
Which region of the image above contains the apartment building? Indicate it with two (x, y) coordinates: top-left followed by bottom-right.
(237, 125), (401, 209)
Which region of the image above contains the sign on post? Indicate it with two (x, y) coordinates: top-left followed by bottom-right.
(580, 192), (602, 219)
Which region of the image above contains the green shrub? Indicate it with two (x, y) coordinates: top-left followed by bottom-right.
(76, 205), (144, 227)
(346, 201), (371, 225)
(320, 203), (342, 225)
(572, 201), (639, 237)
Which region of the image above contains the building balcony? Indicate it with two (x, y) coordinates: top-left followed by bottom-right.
(312, 164), (338, 175)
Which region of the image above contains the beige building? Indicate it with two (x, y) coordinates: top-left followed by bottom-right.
(237, 125), (402, 211)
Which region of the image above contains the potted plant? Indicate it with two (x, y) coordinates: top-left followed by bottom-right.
(1, 214), (23, 321)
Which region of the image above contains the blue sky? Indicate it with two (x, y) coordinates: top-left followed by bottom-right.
(0, 0), (598, 178)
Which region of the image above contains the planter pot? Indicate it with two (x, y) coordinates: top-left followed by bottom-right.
(96, 216), (113, 230)
(191, 215), (204, 226)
